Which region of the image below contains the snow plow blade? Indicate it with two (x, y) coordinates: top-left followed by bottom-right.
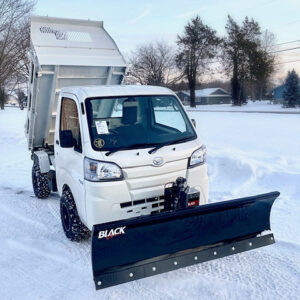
(91, 191), (279, 289)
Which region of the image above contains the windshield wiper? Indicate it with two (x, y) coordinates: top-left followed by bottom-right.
(148, 136), (196, 154)
(105, 143), (158, 156)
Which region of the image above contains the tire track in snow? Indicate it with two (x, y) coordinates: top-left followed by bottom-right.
(0, 197), (46, 230)
(5, 239), (77, 267)
(185, 246), (300, 299)
(47, 197), (92, 265)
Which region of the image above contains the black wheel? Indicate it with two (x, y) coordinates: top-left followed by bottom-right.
(60, 188), (90, 242)
(32, 163), (50, 199)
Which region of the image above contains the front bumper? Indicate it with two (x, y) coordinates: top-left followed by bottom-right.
(84, 164), (209, 230)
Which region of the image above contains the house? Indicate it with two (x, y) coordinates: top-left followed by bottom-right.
(272, 85), (285, 103)
(176, 88), (231, 105)
(6, 95), (19, 106)
(272, 84), (300, 103)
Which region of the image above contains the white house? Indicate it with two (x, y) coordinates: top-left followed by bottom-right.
(177, 88), (231, 105)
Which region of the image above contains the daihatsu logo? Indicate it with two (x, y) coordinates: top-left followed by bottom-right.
(153, 157), (164, 166)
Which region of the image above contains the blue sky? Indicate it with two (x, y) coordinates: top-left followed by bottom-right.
(35, 0), (300, 79)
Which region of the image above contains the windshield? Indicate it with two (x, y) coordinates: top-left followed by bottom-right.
(85, 95), (196, 152)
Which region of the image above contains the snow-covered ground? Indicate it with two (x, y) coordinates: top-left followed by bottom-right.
(186, 100), (300, 113)
(0, 107), (299, 299)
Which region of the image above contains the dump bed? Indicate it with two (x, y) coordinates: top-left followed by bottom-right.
(26, 16), (126, 150)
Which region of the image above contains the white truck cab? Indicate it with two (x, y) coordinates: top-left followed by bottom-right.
(26, 16), (208, 241)
(54, 85), (209, 231)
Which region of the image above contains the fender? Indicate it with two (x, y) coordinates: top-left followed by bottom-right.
(33, 151), (50, 174)
(58, 168), (87, 226)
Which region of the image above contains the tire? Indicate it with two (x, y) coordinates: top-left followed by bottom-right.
(60, 188), (90, 242)
(32, 163), (50, 199)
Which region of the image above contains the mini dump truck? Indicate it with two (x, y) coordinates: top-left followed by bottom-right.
(26, 16), (279, 289)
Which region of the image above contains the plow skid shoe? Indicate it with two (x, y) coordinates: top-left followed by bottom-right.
(91, 191), (279, 289)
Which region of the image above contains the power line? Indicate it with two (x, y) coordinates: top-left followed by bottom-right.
(275, 19), (300, 29)
(203, 0), (278, 27)
(279, 54), (300, 58)
(270, 46), (300, 53)
(275, 39), (300, 46)
(275, 59), (300, 65)
(234, 0), (278, 16)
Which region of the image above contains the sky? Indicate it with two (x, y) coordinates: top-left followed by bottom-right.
(34, 0), (300, 81)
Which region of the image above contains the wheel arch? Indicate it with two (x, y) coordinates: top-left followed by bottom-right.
(59, 177), (87, 226)
(60, 185), (90, 242)
(62, 184), (71, 193)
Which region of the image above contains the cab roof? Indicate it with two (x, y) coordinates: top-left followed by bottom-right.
(61, 85), (175, 100)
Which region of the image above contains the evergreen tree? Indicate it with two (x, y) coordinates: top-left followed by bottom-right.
(222, 16), (274, 105)
(283, 70), (300, 108)
(176, 16), (221, 107)
(249, 30), (275, 100)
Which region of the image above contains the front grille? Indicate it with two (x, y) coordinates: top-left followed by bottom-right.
(120, 202), (132, 208)
(133, 199), (146, 205)
(120, 196), (165, 213)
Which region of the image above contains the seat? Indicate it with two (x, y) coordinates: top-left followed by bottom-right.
(116, 100), (145, 141)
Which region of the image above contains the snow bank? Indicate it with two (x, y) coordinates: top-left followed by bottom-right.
(186, 100), (300, 113)
(0, 108), (299, 299)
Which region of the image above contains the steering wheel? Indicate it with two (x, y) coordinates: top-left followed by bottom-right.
(108, 129), (119, 135)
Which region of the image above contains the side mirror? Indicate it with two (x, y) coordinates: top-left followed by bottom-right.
(60, 130), (76, 148)
(191, 119), (196, 128)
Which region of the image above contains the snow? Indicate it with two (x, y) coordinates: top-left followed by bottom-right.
(0, 107), (300, 299)
(186, 100), (300, 113)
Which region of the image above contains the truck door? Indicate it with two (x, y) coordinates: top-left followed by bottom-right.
(55, 96), (86, 222)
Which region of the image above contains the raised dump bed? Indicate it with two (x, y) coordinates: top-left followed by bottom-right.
(26, 16), (126, 150)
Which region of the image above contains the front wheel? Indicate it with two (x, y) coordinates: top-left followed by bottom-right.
(60, 189), (90, 242)
(32, 163), (50, 199)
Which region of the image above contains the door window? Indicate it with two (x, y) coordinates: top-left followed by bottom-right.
(60, 97), (82, 151)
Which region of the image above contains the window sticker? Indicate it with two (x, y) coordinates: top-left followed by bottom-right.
(95, 120), (109, 134)
(94, 138), (105, 148)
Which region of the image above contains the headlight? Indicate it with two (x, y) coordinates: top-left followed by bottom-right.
(188, 145), (207, 168)
(84, 157), (123, 182)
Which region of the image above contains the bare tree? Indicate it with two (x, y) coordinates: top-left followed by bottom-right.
(0, 0), (34, 109)
(176, 16), (221, 107)
(127, 41), (181, 86)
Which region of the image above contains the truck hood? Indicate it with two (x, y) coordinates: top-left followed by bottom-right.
(86, 139), (201, 169)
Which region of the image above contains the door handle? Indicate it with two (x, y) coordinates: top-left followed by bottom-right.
(56, 140), (59, 145)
